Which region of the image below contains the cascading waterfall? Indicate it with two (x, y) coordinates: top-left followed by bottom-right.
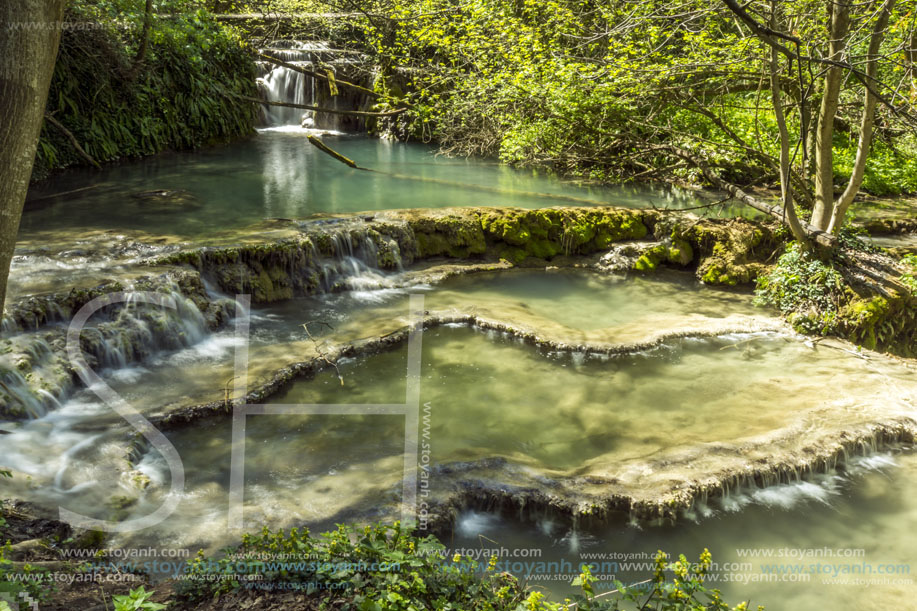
(255, 40), (373, 131)
(312, 230), (405, 296)
(0, 226), (409, 420)
(0, 282), (215, 420)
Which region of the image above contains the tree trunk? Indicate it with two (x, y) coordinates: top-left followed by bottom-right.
(905, 27), (916, 100)
(0, 0), (66, 314)
(130, 0), (154, 76)
(827, 0), (895, 233)
(769, 2), (808, 242)
(810, 0), (850, 230)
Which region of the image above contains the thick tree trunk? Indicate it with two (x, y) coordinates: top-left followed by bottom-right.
(0, 0), (66, 314)
(810, 0), (850, 230)
(828, 0), (895, 233)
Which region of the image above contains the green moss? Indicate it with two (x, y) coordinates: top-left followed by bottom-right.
(411, 214), (488, 258)
(498, 246), (528, 265)
(632, 239), (694, 273)
(840, 295), (891, 351)
(477, 208), (648, 260)
(700, 262), (739, 285)
(667, 239), (693, 265)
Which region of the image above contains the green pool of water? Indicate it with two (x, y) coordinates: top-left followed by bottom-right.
(20, 132), (742, 241)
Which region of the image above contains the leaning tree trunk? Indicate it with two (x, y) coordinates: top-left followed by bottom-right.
(0, 0), (65, 314)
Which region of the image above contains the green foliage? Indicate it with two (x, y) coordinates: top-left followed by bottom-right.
(0, 541), (55, 611)
(330, 0), (917, 202)
(34, 0), (256, 178)
(834, 133), (917, 196)
(901, 254), (917, 296)
(112, 586), (167, 611)
(180, 524), (755, 610)
(569, 550), (760, 610)
(754, 242), (846, 334)
(0, 471), (58, 610)
(834, 224), (880, 256)
(178, 522), (533, 608)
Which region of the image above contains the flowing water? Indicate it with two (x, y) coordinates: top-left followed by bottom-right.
(451, 451), (917, 610)
(0, 269), (785, 534)
(1, 264), (913, 611)
(4, 89), (917, 609)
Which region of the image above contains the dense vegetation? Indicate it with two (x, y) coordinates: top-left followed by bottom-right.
(251, 0), (917, 205)
(173, 523), (759, 610)
(32, 0), (256, 180)
(2, 1), (913, 609)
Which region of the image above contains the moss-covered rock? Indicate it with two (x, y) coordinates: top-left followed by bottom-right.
(838, 294), (916, 356)
(632, 239), (694, 272)
(683, 219), (778, 286)
(474, 207), (650, 263)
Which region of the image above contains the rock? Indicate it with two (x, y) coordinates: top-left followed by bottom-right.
(132, 189), (200, 209)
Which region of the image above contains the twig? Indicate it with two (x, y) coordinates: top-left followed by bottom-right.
(302, 321), (344, 385)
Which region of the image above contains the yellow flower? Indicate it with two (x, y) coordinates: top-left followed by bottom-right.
(453, 553), (462, 563)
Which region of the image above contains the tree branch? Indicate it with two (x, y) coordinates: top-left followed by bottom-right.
(44, 113), (101, 169)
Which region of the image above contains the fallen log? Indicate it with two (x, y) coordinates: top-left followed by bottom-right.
(662, 146), (835, 248)
(44, 114), (102, 169)
(307, 135), (365, 170)
(259, 53), (380, 99)
(238, 94), (406, 117)
(26, 184), (103, 204)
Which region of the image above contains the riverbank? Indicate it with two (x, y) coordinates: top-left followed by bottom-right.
(29, 4), (256, 183)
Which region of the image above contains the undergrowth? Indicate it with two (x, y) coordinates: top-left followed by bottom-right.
(753, 242), (846, 334)
(33, 1), (256, 180)
(177, 523), (759, 610)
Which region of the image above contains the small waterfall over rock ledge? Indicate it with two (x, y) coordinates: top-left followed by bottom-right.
(0, 219), (409, 420)
(255, 40), (375, 131)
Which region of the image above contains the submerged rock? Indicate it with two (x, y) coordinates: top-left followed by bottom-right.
(132, 189), (199, 209)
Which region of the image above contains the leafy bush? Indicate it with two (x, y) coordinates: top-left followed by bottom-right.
(33, 0), (256, 178)
(113, 586), (167, 611)
(754, 242), (846, 334)
(834, 133), (917, 196)
(0, 543), (55, 611)
(179, 523), (758, 610)
(901, 254), (917, 296)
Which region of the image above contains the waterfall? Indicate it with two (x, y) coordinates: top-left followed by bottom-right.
(0, 280), (223, 420)
(255, 40), (373, 131)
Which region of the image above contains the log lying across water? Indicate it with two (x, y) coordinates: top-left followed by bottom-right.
(237, 94), (407, 117)
(661, 145), (835, 248)
(307, 135), (365, 170)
